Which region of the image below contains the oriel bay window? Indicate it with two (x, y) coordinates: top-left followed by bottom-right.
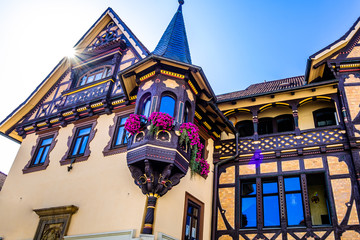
(239, 173), (331, 229)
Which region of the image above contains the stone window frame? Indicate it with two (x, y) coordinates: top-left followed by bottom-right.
(23, 128), (59, 174)
(103, 108), (133, 157)
(33, 205), (78, 240)
(182, 192), (204, 240)
(60, 117), (97, 165)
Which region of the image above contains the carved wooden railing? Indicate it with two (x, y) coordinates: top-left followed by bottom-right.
(215, 126), (347, 157)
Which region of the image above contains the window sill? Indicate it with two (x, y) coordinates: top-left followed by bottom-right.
(60, 155), (89, 166)
(103, 146), (127, 157)
(22, 163), (49, 174)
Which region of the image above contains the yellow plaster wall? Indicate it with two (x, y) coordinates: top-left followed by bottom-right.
(298, 101), (336, 130)
(0, 114), (214, 240)
(331, 178), (352, 224)
(228, 112), (252, 126)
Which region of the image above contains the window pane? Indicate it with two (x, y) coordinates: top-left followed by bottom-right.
(87, 75), (95, 83)
(242, 183), (256, 196)
(40, 146), (50, 164)
(79, 136), (89, 155)
(236, 120), (254, 137)
(263, 196), (280, 226)
(276, 115), (294, 132)
(307, 174), (331, 225)
(263, 182), (278, 194)
(79, 127), (91, 136)
(120, 117), (128, 125)
(142, 98), (151, 117)
(286, 193), (304, 226)
(115, 126), (125, 146)
(34, 147), (44, 165)
(159, 96), (175, 117)
(258, 118), (273, 135)
(94, 72), (103, 81)
(284, 177), (301, 191)
(72, 138), (82, 156)
(41, 137), (53, 146)
(241, 197), (257, 228)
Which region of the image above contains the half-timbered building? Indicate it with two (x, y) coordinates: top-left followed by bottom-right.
(1, 1), (360, 240)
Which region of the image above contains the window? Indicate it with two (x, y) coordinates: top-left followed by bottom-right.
(239, 174), (331, 228)
(313, 108), (337, 128)
(23, 130), (59, 174)
(113, 116), (128, 147)
(70, 126), (91, 157)
(284, 177), (304, 226)
(31, 137), (54, 166)
(182, 193), (204, 240)
(159, 95), (176, 117)
(141, 97), (151, 117)
(258, 118), (273, 135)
(258, 115), (294, 135)
(276, 114), (294, 133)
(240, 182), (257, 228)
(262, 181), (280, 227)
(61, 118), (97, 165)
(78, 66), (112, 86)
(236, 120), (254, 137)
(183, 102), (191, 123)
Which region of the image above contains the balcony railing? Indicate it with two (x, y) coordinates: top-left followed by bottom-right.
(215, 126), (346, 157)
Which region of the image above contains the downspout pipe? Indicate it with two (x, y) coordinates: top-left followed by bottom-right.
(211, 132), (239, 240)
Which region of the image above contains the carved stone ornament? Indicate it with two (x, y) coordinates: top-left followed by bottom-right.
(33, 205), (78, 240)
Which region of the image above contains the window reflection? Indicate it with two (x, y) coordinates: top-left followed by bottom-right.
(284, 177), (304, 226)
(141, 97), (151, 117)
(159, 95), (175, 117)
(263, 181), (280, 227)
(241, 182), (256, 228)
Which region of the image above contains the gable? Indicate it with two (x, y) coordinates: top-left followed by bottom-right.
(307, 17), (360, 83)
(0, 8), (149, 142)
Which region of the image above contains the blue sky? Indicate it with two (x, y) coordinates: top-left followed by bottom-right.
(0, 0), (360, 173)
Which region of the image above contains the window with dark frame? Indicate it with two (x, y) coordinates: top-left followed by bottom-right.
(78, 66), (112, 87)
(262, 180), (280, 227)
(184, 200), (200, 240)
(113, 116), (128, 147)
(239, 173), (331, 229)
(70, 126), (91, 157)
(313, 108), (337, 128)
(240, 181), (257, 228)
(141, 97), (151, 117)
(31, 136), (54, 166)
(159, 95), (176, 117)
(258, 114), (294, 135)
(236, 120), (254, 137)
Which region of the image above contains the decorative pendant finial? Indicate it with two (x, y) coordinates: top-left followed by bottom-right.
(178, 0), (184, 5)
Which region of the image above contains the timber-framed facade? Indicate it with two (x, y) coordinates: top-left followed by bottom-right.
(1, 2), (360, 240)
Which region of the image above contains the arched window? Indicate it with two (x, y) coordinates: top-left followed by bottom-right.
(258, 118), (273, 135)
(276, 114), (294, 133)
(141, 97), (151, 117)
(313, 108), (337, 127)
(236, 120), (254, 137)
(183, 102), (191, 123)
(159, 95), (176, 117)
(78, 66), (112, 86)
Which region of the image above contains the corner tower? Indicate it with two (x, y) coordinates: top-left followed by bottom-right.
(123, 0), (234, 235)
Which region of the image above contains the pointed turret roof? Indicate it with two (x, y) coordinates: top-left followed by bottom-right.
(153, 1), (192, 64)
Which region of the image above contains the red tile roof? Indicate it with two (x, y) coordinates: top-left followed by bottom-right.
(217, 76), (305, 102)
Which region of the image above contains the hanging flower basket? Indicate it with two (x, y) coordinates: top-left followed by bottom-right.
(148, 112), (174, 136)
(179, 122), (209, 177)
(125, 114), (148, 135)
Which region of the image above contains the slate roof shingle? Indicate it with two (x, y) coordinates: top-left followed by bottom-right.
(217, 76), (306, 102)
(153, 4), (192, 64)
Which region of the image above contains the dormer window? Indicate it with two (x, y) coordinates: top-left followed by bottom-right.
(78, 66), (112, 86)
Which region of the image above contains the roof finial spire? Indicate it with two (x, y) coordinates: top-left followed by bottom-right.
(178, 0), (184, 5)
